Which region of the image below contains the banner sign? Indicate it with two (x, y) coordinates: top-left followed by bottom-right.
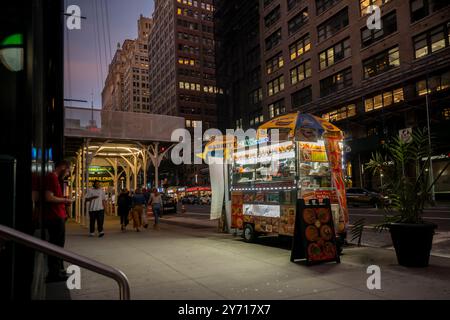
(324, 136), (348, 233)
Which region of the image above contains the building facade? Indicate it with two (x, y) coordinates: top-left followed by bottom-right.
(149, 0), (219, 130)
(215, 0), (450, 197)
(148, 0), (220, 185)
(215, 0), (262, 131)
(102, 15), (152, 113)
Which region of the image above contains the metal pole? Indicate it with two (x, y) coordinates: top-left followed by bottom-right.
(0, 225), (131, 300)
(80, 144), (85, 226)
(154, 142), (159, 189)
(425, 93), (436, 203)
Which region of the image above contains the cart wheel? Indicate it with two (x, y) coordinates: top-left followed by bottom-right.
(243, 224), (256, 243)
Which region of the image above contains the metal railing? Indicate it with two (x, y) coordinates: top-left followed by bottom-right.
(0, 224), (131, 300)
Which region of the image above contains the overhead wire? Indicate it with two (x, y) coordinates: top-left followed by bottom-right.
(103, 0), (113, 64)
(92, 0), (103, 106)
(100, 0), (109, 74)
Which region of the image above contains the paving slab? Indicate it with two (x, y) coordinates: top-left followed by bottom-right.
(61, 217), (450, 300)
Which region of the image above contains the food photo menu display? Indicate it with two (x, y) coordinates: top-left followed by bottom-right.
(291, 200), (340, 265)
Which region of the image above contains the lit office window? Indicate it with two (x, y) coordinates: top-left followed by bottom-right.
(364, 88), (404, 112)
(415, 71), (450, 96)
(322, 104), (356, 122)
(269, 99), (285, 119)
(267, 75), (285, 96)
(360, 0), (390, 16)
(363, 46), (400, 79)
(413, 22), (450, 59)
(289, 33), (311, 61)
(319, 38), (351, 70)
(361, 11), (397, 47)
(290, 60), (311, 85)
(266, 52), (284, 75)
(320, 68), (352, 97)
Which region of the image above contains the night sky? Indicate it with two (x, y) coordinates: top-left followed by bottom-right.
(64, 0), (154, 109)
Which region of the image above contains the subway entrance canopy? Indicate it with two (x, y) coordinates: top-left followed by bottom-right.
(64, 106), (185, 225)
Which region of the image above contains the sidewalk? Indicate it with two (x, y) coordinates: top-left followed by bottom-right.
(59, 216), (450, 300)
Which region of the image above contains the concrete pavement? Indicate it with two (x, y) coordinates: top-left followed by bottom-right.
(59, 215), (450, 300)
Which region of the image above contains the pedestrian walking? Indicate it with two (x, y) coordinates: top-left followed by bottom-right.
(117, 189), (131, 231)
(131, 188), (147, 232)
(44, 160), (73, 283)
(86, 181), (107, 237)
(149, 189), (163, 230)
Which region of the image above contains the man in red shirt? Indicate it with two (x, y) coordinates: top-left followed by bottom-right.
(44, 160), (73, 282)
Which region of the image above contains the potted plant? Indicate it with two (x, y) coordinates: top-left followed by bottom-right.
(366, 128), (439, 267)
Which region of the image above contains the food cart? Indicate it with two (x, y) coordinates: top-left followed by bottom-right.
(228, 113), (349, 243)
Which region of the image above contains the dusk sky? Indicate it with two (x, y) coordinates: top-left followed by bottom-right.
(64, 0), (154, 108)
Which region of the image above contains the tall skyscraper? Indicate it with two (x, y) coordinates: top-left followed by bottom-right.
(102, 15), (152, 113)
(215, 0), (262, 131)
(149, 0), (220, 130)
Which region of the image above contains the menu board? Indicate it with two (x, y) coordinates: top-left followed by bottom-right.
(291, 199), (340, 265)
(231, 192), (244, 229)
(279, 205), (296, 236)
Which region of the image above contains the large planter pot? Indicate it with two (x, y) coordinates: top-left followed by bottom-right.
(389, 222), (437, 267)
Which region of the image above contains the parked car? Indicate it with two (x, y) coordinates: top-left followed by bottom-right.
(346, 188), (388, 208)
(162, 195), (177, 213)
(199, 195), (211, 205)
(181, 195), (200, 205)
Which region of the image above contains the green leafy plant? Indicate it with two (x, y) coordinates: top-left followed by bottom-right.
(366, 128), (433, 228)
(350, 218), (366, 246)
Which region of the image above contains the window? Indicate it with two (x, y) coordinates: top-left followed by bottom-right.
(289, 33), (311, 61)
(319, 38), (351, 70)
(290, 60), (311, 85)
(361, 11), (397, 47)
(250, 114), (265, 126)
(316, 0), (341, 15)
(363, 46), (400, 78)
(415, 70), (450, 96)
(360, 0), (390, 16)
(322, 104), (356, 122)
(410, 0), (450, 23)
(267, 75), (285, 96)
(249, 67), (261, 86)
(264, 0), (275, 7)
(413, 22), (450, 59)
(288, 0), (302, 11)
(269, 100), (286, 119)
(249, 88), (263, 105)
(317, 8), (348, 42)
(266, 52), (284, 75)
(320, 68), (352, 97)
(288, 8), (309, 36)
(442, 108), (450, 120)
(265, 28), (282, 51)
(364, 88), (404, 112)
(292, 86), (312, 108)
(265, 6), (280, 28)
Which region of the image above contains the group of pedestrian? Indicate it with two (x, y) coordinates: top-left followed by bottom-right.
(42, 159), (164, 283)
(117, 188), (163, 232)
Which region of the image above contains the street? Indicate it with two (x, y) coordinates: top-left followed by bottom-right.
(174, 203), (450, 257)
(348, 206), (450, 231)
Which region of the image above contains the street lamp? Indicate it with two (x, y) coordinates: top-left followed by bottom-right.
(401, 60), (435, 202)
(425, 92), (436, 203)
